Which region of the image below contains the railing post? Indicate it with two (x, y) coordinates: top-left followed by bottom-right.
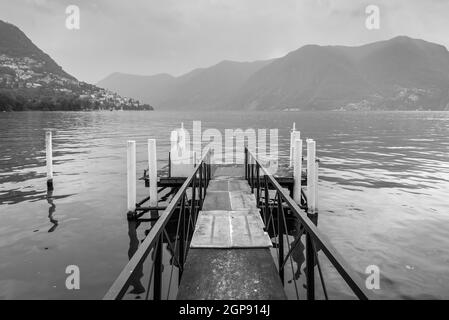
(250, 156), (254, 192)
(264, 175), (269, 226)
(153, 235), (163, 300)
(46, 131), (54, 191)
(256, 163), (260, 206)
(293, 139), (302, 204)
(168, 152), (171, 178)
(207, 154), (211, 187)
(306, 231), (315, 300)
(127, 141), (136, 216)
(277, 193), (284, 284)
(244, 148), (248, 180)
(179, 195), (186, 284)
(199, 162), (203, 207)
(148, 139), (158, 207)
(191, 174), (197, 223)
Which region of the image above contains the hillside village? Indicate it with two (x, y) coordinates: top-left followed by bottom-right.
(0, 53), (153, 111)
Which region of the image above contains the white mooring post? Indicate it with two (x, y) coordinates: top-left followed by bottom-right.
(292, 138), (302, 204)
(148, 139), (158, 207)
(289, 125), (300, 167)
(306, 139), (317, 214)
(127, 140), (136, 213)
(45, 131), (54, 191)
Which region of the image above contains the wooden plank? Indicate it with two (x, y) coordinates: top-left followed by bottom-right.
(177, 248), (286, 300)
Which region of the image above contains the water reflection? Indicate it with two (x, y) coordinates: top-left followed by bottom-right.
(46, 190), (58, 233)
(287, 216), (306, 284)
(127, 220), (145, 296)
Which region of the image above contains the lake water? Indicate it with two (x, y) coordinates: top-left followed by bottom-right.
(0, 111), (448, 299)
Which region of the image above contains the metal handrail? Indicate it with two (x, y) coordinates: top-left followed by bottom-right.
(245, 147), (370, 300)
(104, 149), (212, 300)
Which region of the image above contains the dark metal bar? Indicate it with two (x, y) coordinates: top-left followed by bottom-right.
(135, 206), (167, 211)
(256, 163), (260, 206)
(153, 234), (163, 300)
(199, 163), (203, 208)
(136, 195), (151, 207)
(264, 175), (269, 225)
(277, 192), (285, 284)
(191, 173), (197, 224)
(168, 152), (171, 178)
(179, 194), (186, 285)
(244, 148), (248, 180)
(251, 160), (255, 192)
(306, 231), (315, 300)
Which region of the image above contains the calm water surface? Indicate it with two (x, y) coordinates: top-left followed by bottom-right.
(0, 111), (448, 299)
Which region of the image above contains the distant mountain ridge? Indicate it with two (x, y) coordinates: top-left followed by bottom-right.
(98, 59), (273, 110)
(99, 36), (449, 111)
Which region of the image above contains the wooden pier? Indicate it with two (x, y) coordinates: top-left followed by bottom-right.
(103, 125), (370, 301)
(177, 166), (286, 299)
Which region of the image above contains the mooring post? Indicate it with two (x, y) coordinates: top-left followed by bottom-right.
(292, 138), (302, 204)
(45, 131), (54, 191)
(127, 140), (136, 215)
(290, 127), (300, 167)
(148, 139), (158, 207)
(306, 139), (318, 300)
(306, 139), (316, 214)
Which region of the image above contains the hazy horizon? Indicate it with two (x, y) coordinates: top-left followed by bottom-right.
(2, 0), (449, 83)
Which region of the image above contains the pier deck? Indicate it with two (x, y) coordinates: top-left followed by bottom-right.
(176, 166), (287, 300)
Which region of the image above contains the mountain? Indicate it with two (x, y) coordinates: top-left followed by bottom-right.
(231, 36), (449, 110)
(0, 20), (74, 80)
(0, 20), (152, 111)
(98, 59), (272, 110)
(99, 36), (449, 111)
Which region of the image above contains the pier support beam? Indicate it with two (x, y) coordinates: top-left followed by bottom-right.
(127, 141), (136, 215)
(148, 139), (158, 207)
(292, 138), (302, 204)
(46, 131), (54, 191)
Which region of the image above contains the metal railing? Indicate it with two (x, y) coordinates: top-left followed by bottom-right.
(104, 150), (212, 300)
(245, 147), (369, 300)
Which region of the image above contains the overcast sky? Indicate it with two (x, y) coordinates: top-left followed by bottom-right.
(1, 0), (448, 83)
